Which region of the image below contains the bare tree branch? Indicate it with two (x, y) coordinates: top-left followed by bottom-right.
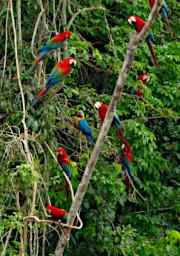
(55, 0), (164, 255)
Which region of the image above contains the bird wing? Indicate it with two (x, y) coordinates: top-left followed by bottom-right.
(114, 113), (123, 126)
(46, 65), (65, 88)
(61, 162), (71, 179)
(78, 119), (92, 136)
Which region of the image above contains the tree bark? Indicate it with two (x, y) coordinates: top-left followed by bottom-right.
(55, 1), (164, 255)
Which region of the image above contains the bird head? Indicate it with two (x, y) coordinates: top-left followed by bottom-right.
(63, 31), (72, 39)
(65, 57), (76, 66)
(122, 144), (127, 151)
(128, 16), (136, 25)
(138, 74), (150, 84)
(56, 148), (68, 157)
(93, 102), (102, 109)
(76, 110), (85, 118)
(46, 205), (53, 213)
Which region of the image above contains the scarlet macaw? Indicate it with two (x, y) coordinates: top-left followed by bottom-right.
(128, 16), (158, 68)
(74, 111), (94, 145)
(33, 57), (76, 105)
(46, 205), (67, 222)
(149, 0), (174, 39)
(121, 144), (133, 193)
(93, 102), (123, 129)
(131, 74), (150, 97)
(27, 31), (72, 74)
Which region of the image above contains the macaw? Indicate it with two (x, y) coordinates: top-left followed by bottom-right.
(128, 16), (158, 68)
(27, 31), (72, 74)
(46, 205), (68, 222)
(33, 57), (76, 105)
(93, 102), (123, 129)
(131, 74), (150, 97)
(57, 148), (72, 179)
(116, 127), (131, 152)
(74, 111), (94, 145)
(121, 144), (133, 193)
(149, 0), (174, 40)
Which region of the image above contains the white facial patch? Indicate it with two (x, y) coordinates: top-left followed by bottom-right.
(121, 144), (125, 150)
(70, 59), (76, 65)
(94, 102), (101, 109)
(128, 16), (136, 25)
(143, 75), (150, 83)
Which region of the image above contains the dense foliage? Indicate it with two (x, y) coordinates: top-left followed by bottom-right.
(0, 0), (179, 255)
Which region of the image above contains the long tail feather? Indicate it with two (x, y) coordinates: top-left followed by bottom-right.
(33, 87), (48, 106)
(125, 173), (130, 193)
(27, 57), (42, 74)
(164, 20), (174, 40)
(116, 128), (131, 152)
(146, 40), (158, 68)
(87, 135), (94, 145)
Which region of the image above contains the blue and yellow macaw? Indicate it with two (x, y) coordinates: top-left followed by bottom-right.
(74, 111), (94, 145)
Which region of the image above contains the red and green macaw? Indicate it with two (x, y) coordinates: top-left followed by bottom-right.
(33, 57), (76, 105)
(93, 102), (123, 129)
(121, 144), (133, 193)
(128, 16), (158, 68)
(57, 148), (72, 179)
(131, 74), (150, 97)
(46, 205), (67, 222)
(149, 0), (174, 39)
(27, 31), (72, 74)
(74, 111), (94, 145)
(116, 128), (133, 192)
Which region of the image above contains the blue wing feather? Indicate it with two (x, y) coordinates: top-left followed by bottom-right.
(124, 157), (133, 177)
(78, 119), (94, 144)
(45, 68), (65, 89)
(61, 163), (71, 179)
(114, 114), (123, 126)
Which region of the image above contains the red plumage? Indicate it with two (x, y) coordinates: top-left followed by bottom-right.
(96, 103), (108, 122)
(116, 128), (131, 152)
(125, 174), (130, 193)
(121, 147), (133, 163)
(57, 58), (76, 76)
(146, 40), (158, 68)
(34, 87), (48, 103)
(46, 205), (67, 220)
(57, 148), (70, 165)
(149, 0), (155, 8)
(128, 16), (145, 33)
(137, 74), (150, 85)
(52, 31), (72, 43)
(133, 74), (150, 97)
(149, 0), (174, 39)
(163, 20), (174, 40)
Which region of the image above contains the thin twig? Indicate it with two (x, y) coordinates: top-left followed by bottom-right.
(31, 6), (45, 58)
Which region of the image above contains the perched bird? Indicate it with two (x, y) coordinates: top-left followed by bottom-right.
(33, 57), (76, 105)
(128, 16), (158, 68)
(74, 111), (94, 145)
(27, 31), (72, 74)
(93, 102), (123, 129)
(46, 205), (68, 222)
(121, 144), (133, 193)
(57, 148), (72, 179)
(131, 74), (150, 97)
(149, 0), (174, 39)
